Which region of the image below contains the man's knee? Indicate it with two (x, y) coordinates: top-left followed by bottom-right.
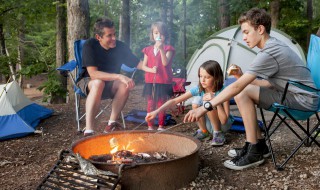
(89, 79), (105, 90)
(113, 81), (130, 95)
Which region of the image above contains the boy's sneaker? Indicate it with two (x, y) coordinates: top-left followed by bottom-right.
(193, 129), (210, 140)
(224, 143), (264, 170)
(104, 122), (123, 133)
(210, 131), (225, 146)
(228, 139), (270, 158)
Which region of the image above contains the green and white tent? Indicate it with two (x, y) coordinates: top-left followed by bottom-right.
(185, 25), (306, 98)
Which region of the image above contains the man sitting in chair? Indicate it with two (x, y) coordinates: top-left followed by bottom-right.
(184, 8), (319, 170)
(79, 18), (143, 136)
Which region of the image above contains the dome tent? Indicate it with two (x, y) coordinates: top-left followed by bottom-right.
(185, 25), (306, 99)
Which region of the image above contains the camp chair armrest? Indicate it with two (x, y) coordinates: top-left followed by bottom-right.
(287, 80), (319, 93)
(280, 80), (319, 104)
(57, 60), (77, 72)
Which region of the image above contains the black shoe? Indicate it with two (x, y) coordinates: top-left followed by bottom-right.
(224, 143), (264, 170)
(228, 139), (270, 158)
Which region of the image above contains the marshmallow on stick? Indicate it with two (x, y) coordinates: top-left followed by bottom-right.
(227, 65), (239, 76)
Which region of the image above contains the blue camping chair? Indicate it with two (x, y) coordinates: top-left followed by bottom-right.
(259, 34), (320, 170)
(57, 40), (137, 132)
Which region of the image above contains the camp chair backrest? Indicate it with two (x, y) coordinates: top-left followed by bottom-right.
(307, 34), (320, 108)
(74, 40), (86, 81)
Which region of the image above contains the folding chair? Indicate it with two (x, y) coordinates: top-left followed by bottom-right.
(171, 67), (190, 116)
(57, 40), (136, 132)
(259, 34), (320, 170)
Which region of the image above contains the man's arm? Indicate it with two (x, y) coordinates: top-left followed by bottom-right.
(184, 73), (257, 122)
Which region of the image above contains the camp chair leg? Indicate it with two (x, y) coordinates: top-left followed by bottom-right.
(75, 93), (81, 132)
(260, 108), (320, 170)
(260, 108), (279, 170)
(121, 111), (126, 129)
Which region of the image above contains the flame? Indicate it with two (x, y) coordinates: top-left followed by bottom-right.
(109, 142), (135, 155)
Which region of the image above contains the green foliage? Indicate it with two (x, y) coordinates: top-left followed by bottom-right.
(37, 71), (67, 103)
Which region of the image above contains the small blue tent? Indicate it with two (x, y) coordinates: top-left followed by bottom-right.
(0, 81), (53, 141)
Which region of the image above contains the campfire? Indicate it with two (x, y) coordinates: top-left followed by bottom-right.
(72, 131), (201, 190)
(88, 136), (179, 165)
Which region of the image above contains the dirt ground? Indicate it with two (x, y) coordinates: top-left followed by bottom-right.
(0, 75), (320, 190)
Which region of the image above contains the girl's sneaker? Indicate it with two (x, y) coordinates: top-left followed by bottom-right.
(148, 126), (154, 130)
(211, 131), (225, 146)
(157, 127), (165, 131)
(193, 129), (210, 140)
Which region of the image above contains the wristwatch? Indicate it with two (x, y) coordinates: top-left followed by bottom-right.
(203, 102), (216, 111)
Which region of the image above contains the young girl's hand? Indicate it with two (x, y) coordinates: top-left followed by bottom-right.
(145, 112), (156, 122)
(150, 66), (157, 74)
(203, 92), (215, 101)
(155, 38), (163, 50)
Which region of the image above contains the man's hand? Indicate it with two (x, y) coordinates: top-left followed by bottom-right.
(183, 106), (207, 123)
(145, 111), (157, 122)
(118, 74), (135, 90)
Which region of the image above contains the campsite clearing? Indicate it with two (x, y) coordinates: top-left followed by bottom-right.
(0, 75), (319, 189)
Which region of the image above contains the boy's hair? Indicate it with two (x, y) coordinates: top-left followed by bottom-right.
(238, 7), (271, 34)
(94, 18), (114, 37)
(150, 21), (169, 43)
(198, 60), (224, 93)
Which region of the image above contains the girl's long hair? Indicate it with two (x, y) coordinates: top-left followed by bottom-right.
(198, 60), (224, 93)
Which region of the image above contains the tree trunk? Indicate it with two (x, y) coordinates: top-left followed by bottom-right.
(307, 0), (313, 48)
(0, 23), (6, 82)
(317, 27), (320, 37)
(67, 0), (90, 61)
(161, 0), (168, 24)
(104, 0), (108, 16)
(17, 15), (26, 87)
(182, 0), (186, 62)
(67, 0), (90, 101)
(219, 0), (230, 29)
(270, 0), (280, 28)
(119, 0), (130, 45)
(52, 0), (67, 104)
(168, 0), (174, 45)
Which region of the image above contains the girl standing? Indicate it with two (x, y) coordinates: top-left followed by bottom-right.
(141, 21), (175, 131)
(145, 60), (233, 146)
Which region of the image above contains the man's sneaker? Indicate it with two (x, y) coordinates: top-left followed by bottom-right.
(104, 122), (123, 133)
(210, 131), (225, 146)
(83, 130), (95, 137)
(193, 129), (210, 140)
(228, 139), (270, 158)
(224, 143), (264, 170)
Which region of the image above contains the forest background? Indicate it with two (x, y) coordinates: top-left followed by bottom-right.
(0, 0), (319, 104)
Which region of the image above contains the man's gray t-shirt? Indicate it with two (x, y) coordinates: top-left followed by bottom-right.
(246, 37), (319, 111)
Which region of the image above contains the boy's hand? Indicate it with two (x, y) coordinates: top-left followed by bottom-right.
(227, 64), (243, 79)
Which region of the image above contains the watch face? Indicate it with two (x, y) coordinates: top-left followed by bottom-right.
(204, 102), (210, 108)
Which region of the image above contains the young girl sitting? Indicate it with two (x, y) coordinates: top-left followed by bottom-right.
(145, 60), (233, 146)
(141, 21), (175, 131)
